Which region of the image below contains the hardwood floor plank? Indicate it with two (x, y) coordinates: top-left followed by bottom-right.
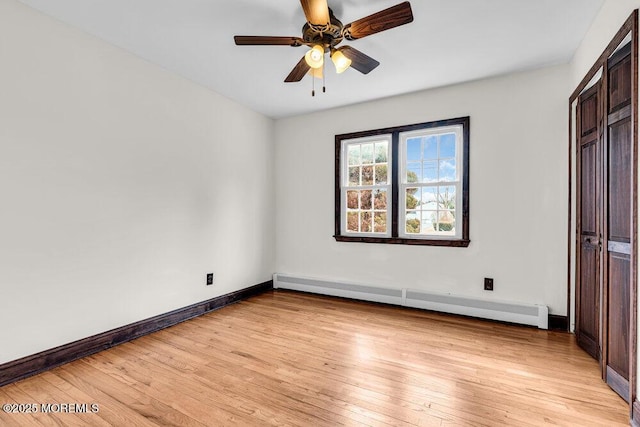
(54, 363), (190, 427)
(0, 387), (44, 427)
(103, 343), (350, 427)
(13, 379), (87, 427)
(35, 371), (111, 427)
(172, 308), (593, 425)
(0, 290), (630, 426)
(86, 349), (256, 426)
(146, 332), (429, 427)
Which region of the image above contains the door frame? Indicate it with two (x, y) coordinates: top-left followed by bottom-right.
(568, 9), (638, 413)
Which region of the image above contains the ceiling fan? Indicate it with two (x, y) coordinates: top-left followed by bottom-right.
(234, 0), (414, 95)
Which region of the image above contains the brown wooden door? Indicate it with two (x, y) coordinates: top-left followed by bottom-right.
(576, 83), (602, 361)
(603, 44), (633, 402)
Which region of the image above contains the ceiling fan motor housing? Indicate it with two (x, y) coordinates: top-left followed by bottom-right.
(302, 8), (344, 49)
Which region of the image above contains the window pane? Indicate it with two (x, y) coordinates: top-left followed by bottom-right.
(437, 211), (455, 233)
(424, 136), (438, 159)
(439, 159), (456, 182)
(407, 138), (421, 161)
(375, 142), (388, 163)
(406, 188), (419, 209)
(423, 161), (438, 183)
(407, 162), (421, 183)
(406, 211), (420, 234)
(374, 189), (387, 210)
(347, 212), (358, 232)
(361, 143), (374, 164)
(346, 190), (358, 209)
(375, 164), (388, 184)
(423, 211), (437, 233)
(361, 190), (372, 210)
(439, 186), (456, 210)
(440, 133), (456, 158)
(421, 187), (438, 209)
(362, 165), (374, 185)
(361, 212), (372, 232)
(348, 166), (360, 186)
(348, 145), (360, 166)
(374, 212), (387, 232)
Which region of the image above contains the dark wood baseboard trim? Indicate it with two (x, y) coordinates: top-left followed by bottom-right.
(607, 365), (630, 403)
(548, 314), (568, 331)
(632, 400), (640, 427)
(0, 280), (273, 387)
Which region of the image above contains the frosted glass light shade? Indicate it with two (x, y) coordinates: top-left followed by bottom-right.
(305, 45), (324, 69)
(308, 67), (323, 79)
(331, 50), (352, 74)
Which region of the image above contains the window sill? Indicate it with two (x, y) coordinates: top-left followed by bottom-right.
(333, 235), (470, 247)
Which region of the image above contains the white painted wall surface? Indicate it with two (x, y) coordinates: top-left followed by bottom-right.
(275, 65), (569, 316)
(0, 0), (275, 363)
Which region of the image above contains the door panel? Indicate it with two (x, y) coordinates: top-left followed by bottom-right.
(580, 141), (597, 234)
(608, 54), (631, 113)
(603, 44), (632, 402)
(607, 251), (631, 401)
(579, 237), (600, 357)
(581, 89), (599, 135)
(608, 252), (630, 378)
(608, 119), (632, 242)
(576, 85), (601, 360)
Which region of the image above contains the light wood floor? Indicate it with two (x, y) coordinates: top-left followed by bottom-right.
(0, 290), (629, 426)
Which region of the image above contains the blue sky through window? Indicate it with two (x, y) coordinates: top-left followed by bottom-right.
(406, 133), (457, 183)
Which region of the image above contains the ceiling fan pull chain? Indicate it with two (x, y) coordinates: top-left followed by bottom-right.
(312, 73), (315, 97)
(322, 56), (326, 93)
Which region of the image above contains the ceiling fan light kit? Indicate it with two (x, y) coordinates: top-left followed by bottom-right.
(234, 0), (414, 96)
(304, 44), (325, 68)
(331, 49), (351, 74)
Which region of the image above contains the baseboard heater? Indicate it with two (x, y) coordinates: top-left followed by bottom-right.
(273, 274), (548, 329)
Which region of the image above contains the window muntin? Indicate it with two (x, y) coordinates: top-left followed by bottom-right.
(341, 135), (392, 237)
(335, 117), (469, 247)
(399, 126), (463, 239)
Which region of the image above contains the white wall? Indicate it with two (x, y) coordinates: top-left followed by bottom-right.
(0, 0), (275, 363)
(275, 65), (570, 315)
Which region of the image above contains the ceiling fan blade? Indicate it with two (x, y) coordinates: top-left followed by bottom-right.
(234, 36), (304, 46)
(285, 56), (311, 82)
(300, 0), (330, 26)
(343, 1), (413, 40)
(339, 46), (380, 74)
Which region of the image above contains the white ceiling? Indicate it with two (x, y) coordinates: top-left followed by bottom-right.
(18, 0), (604, 119)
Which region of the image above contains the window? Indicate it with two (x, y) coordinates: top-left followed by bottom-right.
(335, 117), (469, 247)
(341, 135), (392, 237)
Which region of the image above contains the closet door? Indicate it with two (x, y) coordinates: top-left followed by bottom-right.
(576, 83), (602, 361)
(603, 44), (633, 402)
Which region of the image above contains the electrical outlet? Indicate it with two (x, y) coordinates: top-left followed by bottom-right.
(206, 273), (214, 286)
(484, 278), (494, 291)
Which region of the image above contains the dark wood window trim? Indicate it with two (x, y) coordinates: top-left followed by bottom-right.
(334, 116), (470, 247)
